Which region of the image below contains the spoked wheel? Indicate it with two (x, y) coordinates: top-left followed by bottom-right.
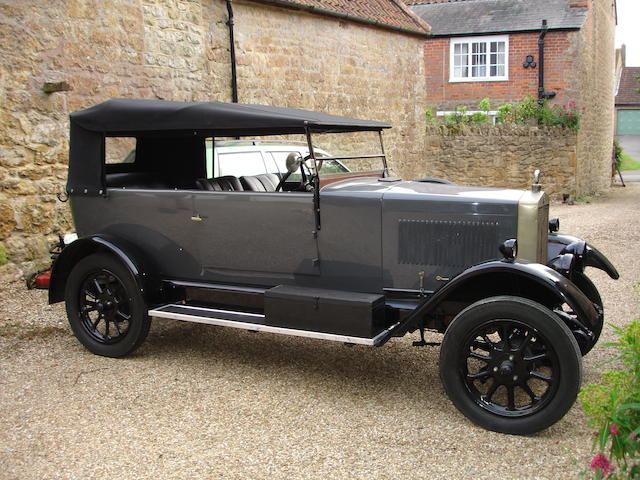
(440, 296), (582, 435)
(65, 253), (150, 357)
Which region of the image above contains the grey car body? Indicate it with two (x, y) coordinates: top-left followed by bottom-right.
(50, 99), (618, 435)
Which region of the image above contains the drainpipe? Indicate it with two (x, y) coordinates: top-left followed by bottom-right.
(538, 19), (556, 104)
(226, 0), (239, 103)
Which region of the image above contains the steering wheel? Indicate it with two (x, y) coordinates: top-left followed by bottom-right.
(276, 154), (320, 192)
(303, 154), (323, 174)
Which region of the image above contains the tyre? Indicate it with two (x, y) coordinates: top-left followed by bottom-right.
(572, 271), (603, 355)
(439, 296), (582, 435)
(65, 253), (151, 358)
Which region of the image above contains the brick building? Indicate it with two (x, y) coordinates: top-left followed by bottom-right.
(0, 0), (429, 271)
(409, 0), (618, 195)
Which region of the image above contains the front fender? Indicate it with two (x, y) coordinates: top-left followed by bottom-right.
(396, 260), (599, 334)
(49, 234), (156, 304)
(548, 233), (619, 279)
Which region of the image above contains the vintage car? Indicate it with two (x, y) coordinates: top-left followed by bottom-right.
(50, 99), (619, 435)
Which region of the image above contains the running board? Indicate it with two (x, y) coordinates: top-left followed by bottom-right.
(148, 304), (396, 346)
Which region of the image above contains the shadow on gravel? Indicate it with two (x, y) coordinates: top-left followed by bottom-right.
(141, 319), (445, 406)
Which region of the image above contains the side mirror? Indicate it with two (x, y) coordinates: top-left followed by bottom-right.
(285, 152), (302, 173)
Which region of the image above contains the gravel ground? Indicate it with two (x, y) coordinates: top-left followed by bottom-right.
(1, 185), (639, 480)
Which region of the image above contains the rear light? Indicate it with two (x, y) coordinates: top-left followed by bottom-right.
(34, 270), (51, 289)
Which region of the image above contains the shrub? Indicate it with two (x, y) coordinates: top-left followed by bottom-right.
(470, 112), (488, 124)
(579, 320), (640, 479)
(427, 96), (581, 130)
(425, 107), (434, 124)
(614, 140), (623, 170)
(478, 97), (491, 113)
(496, 103), (513, 123)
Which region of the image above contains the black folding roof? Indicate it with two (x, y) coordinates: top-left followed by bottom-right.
(71, 98), (391, 135)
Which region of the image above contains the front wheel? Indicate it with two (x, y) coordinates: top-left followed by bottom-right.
(65, 253), (151, 358)
(439, 296), (582, 435)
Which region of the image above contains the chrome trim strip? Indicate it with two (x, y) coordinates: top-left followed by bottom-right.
(148, 304), (388, 346)
(174, 303), (264, 318)
(165, 279), (267, 294)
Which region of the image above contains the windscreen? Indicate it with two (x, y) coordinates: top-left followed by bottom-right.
(207, 131), (386, 182)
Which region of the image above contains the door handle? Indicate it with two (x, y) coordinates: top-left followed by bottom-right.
(190, 214), (203, 222)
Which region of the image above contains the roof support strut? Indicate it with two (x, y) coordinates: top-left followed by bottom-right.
(226, 0), (239, 103)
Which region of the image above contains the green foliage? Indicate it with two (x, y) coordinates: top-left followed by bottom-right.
(425, 107), (434, 124)
(478, 97), (491, 113)
(427, 95), (581, 130)
(614, 140), (623, 170)
(444, 106), (469, 126)
(0, 243), (7, 267)
(496, 103), (513, 123)
(579, 320), (640, 479)
(470, 112), (488, 124)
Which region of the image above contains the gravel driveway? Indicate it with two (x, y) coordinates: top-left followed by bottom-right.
(1, 185), (639, 480)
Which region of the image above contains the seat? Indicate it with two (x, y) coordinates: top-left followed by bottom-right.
(196, 176), (244, 191)
(240, 173), (280, 192)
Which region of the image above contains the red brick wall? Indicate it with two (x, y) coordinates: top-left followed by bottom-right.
(424, 31), (576, 110)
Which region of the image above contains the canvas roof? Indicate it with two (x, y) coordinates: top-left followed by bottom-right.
(409, 0), (587, 36)
(70, 99), (391, 136)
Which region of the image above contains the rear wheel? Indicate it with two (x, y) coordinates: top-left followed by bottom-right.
(439, 296), (582, 435)
(65, 253), (150, 357)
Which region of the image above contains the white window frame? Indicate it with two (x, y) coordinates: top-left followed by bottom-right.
(449, 35), (509, 83)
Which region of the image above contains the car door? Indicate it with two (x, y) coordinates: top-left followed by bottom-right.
(192, 190), (320, 285)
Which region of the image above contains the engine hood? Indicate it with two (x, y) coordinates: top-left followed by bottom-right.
(321, 177), (525, 205)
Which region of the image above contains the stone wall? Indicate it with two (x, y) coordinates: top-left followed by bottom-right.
(573, 0), (617, 194)
(418, 124), (578, 199)
(0, 0), (426, 273)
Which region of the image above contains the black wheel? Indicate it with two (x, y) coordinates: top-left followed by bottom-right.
(572, 271), (603, 355)
(439, 296), (582, 435)
(65, 253), (150, 358)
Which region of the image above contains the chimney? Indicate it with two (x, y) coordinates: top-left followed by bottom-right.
(569, 0), (588, 7)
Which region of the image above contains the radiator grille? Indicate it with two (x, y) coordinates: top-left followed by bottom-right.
(398, 219), (500, 267)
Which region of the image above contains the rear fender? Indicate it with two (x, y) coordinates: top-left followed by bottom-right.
(48, 235), (157, 304)
(399, 260), (599, 333)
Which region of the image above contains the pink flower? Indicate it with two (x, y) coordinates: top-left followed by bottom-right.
(610, 424), (620, 435)
(590, 453), (615, 474)
(568, 101), (577, 109)
(631, 432), (637, 441)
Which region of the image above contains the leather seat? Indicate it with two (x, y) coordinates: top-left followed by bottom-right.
(240, 173), (280, 192)
(196, 176), (244, 191)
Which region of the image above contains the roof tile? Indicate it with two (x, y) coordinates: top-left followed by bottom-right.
(251, 0), (430, 34)
(411, 0), (587, 36)
(616, 67), (640, 106)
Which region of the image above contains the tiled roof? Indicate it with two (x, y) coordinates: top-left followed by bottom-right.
(250, 0), (431, 35)
(404, 0), (470, 4)
(616, 67), (640, 106)
(410, 0), (587, 36)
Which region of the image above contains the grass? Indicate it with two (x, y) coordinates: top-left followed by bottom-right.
(620, 152), (640, 171)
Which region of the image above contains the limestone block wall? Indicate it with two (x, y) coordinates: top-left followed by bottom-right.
(416, 124), (578, 200)
(572, 0), (617, 194)
(0, 0), (426, 271)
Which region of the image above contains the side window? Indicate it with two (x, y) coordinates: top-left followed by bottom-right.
(217, 151), (268, 177)
(105, 137), (136, 164)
